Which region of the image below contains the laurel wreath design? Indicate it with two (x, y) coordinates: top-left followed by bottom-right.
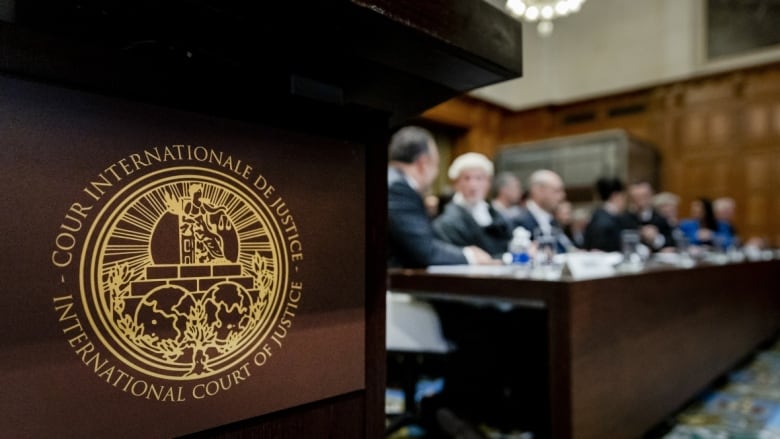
(107, 250), (273, 377)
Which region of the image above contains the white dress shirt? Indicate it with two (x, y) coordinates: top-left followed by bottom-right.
(453, 192), (493, 227)
(525, 200), (553, 235)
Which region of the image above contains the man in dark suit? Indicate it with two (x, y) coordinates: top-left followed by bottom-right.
(387, 127), (499, 438)
(387, 126), (494, 268)
(515, 169), (573, 253)
(490, 171), (524, 225)
(626, 181), (675, 252)
(584, 177), (633, 252)
(433, 153), (513, 257)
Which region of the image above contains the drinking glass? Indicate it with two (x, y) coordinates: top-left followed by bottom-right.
(620, 229), (643, 270)
(534, 230), (555, 266)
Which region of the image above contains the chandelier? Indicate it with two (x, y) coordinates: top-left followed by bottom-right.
(505, 0), (587, 37)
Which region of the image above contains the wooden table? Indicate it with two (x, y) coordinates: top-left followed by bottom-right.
(389, 260), (780, 439)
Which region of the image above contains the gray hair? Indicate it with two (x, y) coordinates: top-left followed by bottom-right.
(653, 192), (680, 208)
(388, 126), (434, 164)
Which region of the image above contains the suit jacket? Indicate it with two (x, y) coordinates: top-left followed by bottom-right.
(626, 209), (676, 251)
(514, 208), (572, 253)
(563, 225), (585, 249)
(432, 202), (512, 257)
(387, 167), (467, 268)
(583, 207), (633, 252)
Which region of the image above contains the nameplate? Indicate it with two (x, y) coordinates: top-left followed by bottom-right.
(564, 252), (620, 280)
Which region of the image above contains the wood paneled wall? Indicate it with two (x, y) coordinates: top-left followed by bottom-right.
(423, 62), (780, 245)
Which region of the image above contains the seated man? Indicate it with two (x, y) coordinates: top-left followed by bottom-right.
(491, 171), (524, 225)
(584, 177), (634, 252)
(515, 169), (573, 253)
(653, 191), (680, 228)
(433, 153), (513, 258)
(387, 127), (493, 268)
(713, 197), (738, 248)
(626, 181), (676, 252)
(557, 202), (589, 249)
(387, 128), (537, 438)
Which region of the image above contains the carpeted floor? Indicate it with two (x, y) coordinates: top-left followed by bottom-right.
(662, 339), (780, 439)
(388, 338), (780, 438)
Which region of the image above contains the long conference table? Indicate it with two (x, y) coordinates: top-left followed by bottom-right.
(388, 259), (780, 439)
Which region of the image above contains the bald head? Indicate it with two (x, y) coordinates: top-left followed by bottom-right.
(528, 170), (565, 213)
(529, 170), (561, 187)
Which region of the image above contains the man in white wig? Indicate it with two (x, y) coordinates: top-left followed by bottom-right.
(433, 152), (513, 257)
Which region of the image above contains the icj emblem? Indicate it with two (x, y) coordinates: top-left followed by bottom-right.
(79, 167), (292, 380)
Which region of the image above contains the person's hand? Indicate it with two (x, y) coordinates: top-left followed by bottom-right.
(698, 228), (713, 241)
(639, 225), (659, 243)
(466, 246), (500, 265)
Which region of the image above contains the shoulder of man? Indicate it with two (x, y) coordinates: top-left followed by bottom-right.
(388, 178), (419, 206)
(515, 207), (538, 229)
(434, 202), (469, 229)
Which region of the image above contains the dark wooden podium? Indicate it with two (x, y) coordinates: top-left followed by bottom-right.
(0, 2), (522, 438)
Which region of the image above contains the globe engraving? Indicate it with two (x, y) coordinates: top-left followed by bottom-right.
(82, 170), (286, 380)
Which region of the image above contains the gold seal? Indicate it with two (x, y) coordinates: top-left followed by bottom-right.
(53, 149), (302, 401)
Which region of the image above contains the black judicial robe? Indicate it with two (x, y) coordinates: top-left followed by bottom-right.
(432, 202), (512, 258)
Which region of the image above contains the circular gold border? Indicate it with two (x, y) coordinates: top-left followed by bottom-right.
(79, 166), (292, 380)
(95, 178), (278, 374)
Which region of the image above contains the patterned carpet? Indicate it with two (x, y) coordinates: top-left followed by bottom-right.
(388, 339), (780, 438)
(663, 339), (780, 439)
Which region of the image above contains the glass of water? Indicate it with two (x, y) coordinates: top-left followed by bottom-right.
(620, 229), (643, 271)
(533, 229), (559, 279)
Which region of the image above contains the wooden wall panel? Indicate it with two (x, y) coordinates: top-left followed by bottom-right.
(743, 152), (780, 241)
(683, 79), (736, 105)
(677, 112), (707, 152)
(679, 157), (735, 214)
(499, 108), (555, 143)
(773, 104), (780, 136)
(708, 109), (735, 147)
(744, 104), (770, 141)
(746, 194), (769, 233)
(423, 96), (507, 158)
(773, 191), (780, 246)
(745, 155), (772, 191)
(744, 69), (780, 97)
(422, 61), (780, 245)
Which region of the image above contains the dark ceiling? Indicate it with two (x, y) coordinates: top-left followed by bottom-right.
(3, 1), (523, 127)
